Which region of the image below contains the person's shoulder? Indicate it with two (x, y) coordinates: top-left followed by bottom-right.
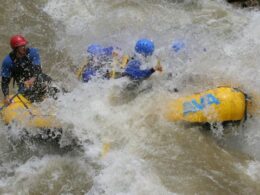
(28, 47), (40, 55)
(28, 48), (41, 61)
(28, 47), (40, 58)
(2, 54), (12, 66)
(127, 59), (141, 66)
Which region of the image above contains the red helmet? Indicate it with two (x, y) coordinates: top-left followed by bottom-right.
(10, 35), (28, 49)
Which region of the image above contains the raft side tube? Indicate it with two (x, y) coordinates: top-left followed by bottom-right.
(164, 87), (247, 123)
(1, 94), (61, 129)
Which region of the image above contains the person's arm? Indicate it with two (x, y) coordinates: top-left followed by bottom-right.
(133, 68), (155, 80)
(132, 59), (163, 79)
(1, 77), (11, 97)
(33, 65), (42, 77)
(1, 56), (12, 104)
(124, 60), (155, 80)
(29, 48), (42, 77)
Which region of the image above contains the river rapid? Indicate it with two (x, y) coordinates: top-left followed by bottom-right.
(0, 0), (260, 194)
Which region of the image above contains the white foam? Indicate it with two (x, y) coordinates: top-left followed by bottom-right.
(39, 0), (260, 193)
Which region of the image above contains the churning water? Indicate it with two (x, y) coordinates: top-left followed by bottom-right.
(0, 0), (260, 194)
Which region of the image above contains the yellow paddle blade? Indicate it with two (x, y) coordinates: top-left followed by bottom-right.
(101, 143), (111, 158)
(120, 55), (129, 68)
(111, 71), (116, 79)
(154, 58), (163, 73)
(76, 56), (89, 79)
(110, 54), (121, 79)
(157, 59), (161, 66)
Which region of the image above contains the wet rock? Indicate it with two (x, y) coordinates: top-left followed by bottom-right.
(227, 0), (260, 8)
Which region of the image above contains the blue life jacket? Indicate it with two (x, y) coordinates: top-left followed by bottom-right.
(82, 68), (96, 82)
(123, 59), (155, 80)
(82, 66), (110, 82)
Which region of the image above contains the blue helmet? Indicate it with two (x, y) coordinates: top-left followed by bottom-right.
(102, 46), (113, 56)
(172, 40), (185, 53)
(87, 44), (103, 55)
(135, 39), (155, 57)
(87, 44), (114, 57)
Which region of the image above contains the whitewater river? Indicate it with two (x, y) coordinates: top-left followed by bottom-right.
(0, 0), (260, 194)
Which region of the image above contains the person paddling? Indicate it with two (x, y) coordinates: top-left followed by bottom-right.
(123, 38), (162, 81)
(1, 35), (57, 103)
(77, 44), (129, 82)
(112, 39), (162, 104)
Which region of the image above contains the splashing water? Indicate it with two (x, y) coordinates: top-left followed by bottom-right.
(0, 0), (260, 194)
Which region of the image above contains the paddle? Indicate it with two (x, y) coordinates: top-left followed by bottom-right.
(0, 90), (35, 117)
(154, 57), (163, 73)
(76, 56), (89, 80)
(101, 142), (111, 158)
(109, 51), (130, 79)
(110, 52), (117, 79)
(16, 94), (34, 116)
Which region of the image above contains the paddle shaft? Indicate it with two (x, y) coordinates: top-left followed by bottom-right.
(16, 94), (34, 116)
(0, 93), (20, 111)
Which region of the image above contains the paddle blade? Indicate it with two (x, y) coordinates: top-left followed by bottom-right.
(101, 143), (111, 158)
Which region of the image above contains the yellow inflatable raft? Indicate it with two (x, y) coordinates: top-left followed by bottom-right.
(0, 94), (61, 129)
(165, 87), (247, 123)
